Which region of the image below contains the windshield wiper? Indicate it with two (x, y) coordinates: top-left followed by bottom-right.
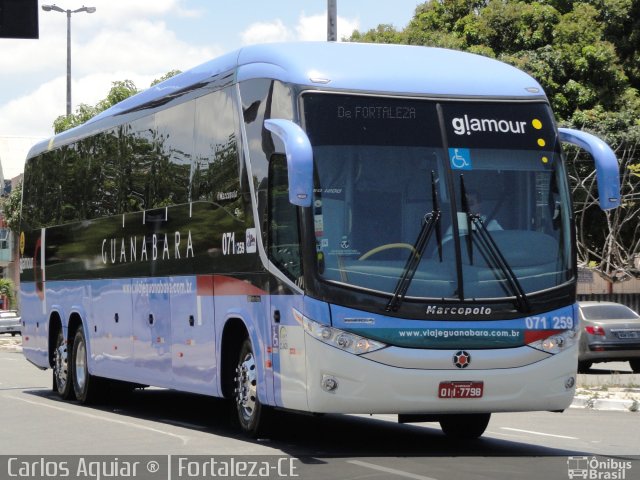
(386, 171), (442, 312)
(470, 215), (531, 312)
(460, 177), (531, 313)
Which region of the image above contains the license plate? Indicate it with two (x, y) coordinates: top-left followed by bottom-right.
(438, 381), (484, 399)
(616, 331), (639, 339)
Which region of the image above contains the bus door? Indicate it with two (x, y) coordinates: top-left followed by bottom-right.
(266, 153), (308, 411)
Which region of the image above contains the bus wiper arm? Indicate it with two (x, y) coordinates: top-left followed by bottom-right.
(385, 210), (440, 312)
(386, 171), (441, 312)
(459, 175), (530, 313)
(460, 175), (474, 264)
(469, 214), (532, 313)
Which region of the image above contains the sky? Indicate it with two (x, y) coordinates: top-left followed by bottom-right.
(0, 0), (421, 178)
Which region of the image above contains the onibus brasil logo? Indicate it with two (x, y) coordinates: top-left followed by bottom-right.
(567, 456), (632, 479)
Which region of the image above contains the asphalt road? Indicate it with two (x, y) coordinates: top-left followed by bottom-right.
(1, 348), (638, 480)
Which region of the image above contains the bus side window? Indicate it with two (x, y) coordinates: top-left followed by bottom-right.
(267, 154), (302, 282)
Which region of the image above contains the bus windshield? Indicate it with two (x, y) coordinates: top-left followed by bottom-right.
(303, 93), (572, 303)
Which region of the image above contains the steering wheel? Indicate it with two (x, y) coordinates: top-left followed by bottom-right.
(358, 243), (416, 261)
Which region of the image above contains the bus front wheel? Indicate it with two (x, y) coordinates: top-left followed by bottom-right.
(234, 338), (270, 437)
(439, 413), (491, 439)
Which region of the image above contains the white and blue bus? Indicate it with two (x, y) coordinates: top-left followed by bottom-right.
(19, 42), (620, 438)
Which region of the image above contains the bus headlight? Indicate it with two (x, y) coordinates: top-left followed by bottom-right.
(293, 308), (387, 355)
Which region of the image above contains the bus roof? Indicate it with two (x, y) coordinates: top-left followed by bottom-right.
(28, 42), (546, 158)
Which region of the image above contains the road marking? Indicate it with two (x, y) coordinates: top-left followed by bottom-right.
(8, 394), (190, 445)
(348, 460), (438, 480)
(500, 427), (578, 440)
(485, 430), (526, 439)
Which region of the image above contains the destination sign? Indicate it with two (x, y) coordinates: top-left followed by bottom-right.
(303, 93), (441, 147)
(337, 105), (417, 120)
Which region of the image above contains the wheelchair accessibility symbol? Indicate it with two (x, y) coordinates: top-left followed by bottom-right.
(449, 148), (472, 170)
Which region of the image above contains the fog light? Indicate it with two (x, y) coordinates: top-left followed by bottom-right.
(565, 376), (575, 389)
(321, 375), (338, 392)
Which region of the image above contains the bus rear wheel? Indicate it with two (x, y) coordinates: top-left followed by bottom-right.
(234, 338), (270, 437)
(52, 329), (74, 400)
(439, 413), (491, 440)
(71, 327), (101, 404)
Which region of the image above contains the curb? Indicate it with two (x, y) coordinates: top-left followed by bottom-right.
(572, 395), (639, 412)
(0, 346), (22, 353)
(0, 339), (23, 353)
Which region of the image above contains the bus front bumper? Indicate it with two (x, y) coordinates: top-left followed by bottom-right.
(303, 335), (577, 414)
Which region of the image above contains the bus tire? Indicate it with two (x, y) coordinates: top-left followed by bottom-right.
(71, 327), (101, 404)
(52, 328), (75, 400)
(630, 359), (640, 374)
(234, 338), (270, 437)
(439, 413), (491, 440)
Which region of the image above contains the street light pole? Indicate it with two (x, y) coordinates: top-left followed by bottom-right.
(41, 4), (96, 117)
(327, 0), (337, 41)
(65, 9), (71, 117)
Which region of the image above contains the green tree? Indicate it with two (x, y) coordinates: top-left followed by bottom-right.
(96, 79), (139, 111)
(0, 184), (21, 310)
(0, 181), (22, 232)
(350, 24), (407, 44)
(53, 80), (138, 134)
(0, 278), (16, 310)
(150, 69), (182, 86)
(53, 71), (183, 134)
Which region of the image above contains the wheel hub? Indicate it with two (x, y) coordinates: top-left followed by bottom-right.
(75, 339), (86, 391)
(54, 341), (68, 389)
(235, 352), (257, 420)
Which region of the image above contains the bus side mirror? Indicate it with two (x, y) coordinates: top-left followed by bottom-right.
(558, 128), (620, 210)
(264, 119), (313, 207)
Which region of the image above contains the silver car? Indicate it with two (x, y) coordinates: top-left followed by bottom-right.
(578, 301), (640, 373)
(0, 309), (21, 336)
